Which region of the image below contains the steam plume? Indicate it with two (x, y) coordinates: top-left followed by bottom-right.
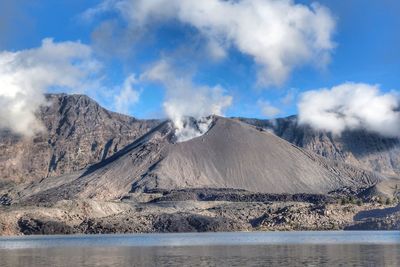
(142, 60), (232, 142)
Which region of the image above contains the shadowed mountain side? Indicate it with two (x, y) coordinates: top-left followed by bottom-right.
(20, 117), (384, 203)
(238, 116), (400, 177)
(354, 204), (400, 221)
(80, 120), (171, 178)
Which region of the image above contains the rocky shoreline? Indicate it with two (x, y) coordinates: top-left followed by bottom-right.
(1, 189), (399, 236)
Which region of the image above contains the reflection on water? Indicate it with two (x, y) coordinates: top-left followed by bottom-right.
(0, 232), (399, 267)
(1, 245), (400, 267)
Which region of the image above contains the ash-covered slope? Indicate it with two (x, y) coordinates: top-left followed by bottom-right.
(135, 117), (381, 194)
(239, 116), (400, 177)
(21, 117), (383, 202)
(0, 94), (159, 183)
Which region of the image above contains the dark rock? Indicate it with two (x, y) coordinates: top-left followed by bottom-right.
(151, 188), (335, 204)
(345, 216), (400, 230)
(78, 218), (144, 234)
(0, 194), (12, 206)
(153, 213), (243, 232)
(18, 217), (76, 235)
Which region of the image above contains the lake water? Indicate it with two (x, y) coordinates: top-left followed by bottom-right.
(0, 231), (399, 266)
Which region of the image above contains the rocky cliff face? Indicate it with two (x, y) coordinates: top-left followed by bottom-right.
(0, 94), (159, 183)
(239, 116), (400, 177)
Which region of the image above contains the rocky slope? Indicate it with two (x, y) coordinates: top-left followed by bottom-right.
(1, 192), (399, 235)
(15, 116), (384, 204)
(0, 94), (159, 183)
(134, 117), (382, 194)
(239, 116), (400, 177)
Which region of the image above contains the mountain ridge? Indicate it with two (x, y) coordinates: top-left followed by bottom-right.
(0, 93), (159, 183)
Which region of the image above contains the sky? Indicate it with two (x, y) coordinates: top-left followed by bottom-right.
(0, 0), (399, 138)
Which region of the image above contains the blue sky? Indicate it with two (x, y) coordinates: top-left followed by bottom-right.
(1, 0), (399, 120)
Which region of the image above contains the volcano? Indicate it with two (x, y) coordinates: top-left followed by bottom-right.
(21, 116), (383, 202)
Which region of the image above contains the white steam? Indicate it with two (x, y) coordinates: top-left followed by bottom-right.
(85, 0), (336, 86)
(142, 60), (232, 142)
(0, 38), (101, 136)
(298, 82), (400, 137)
(172, 117), (215, 143)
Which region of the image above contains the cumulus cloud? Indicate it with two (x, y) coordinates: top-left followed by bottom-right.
(113, 74), (140, 114)
(258, 99), (281, 118)
(84, 0), (336, 86)
(298, 82), (400, 137)
(142, 60), (232, 142)
(0, 38), (101, 136)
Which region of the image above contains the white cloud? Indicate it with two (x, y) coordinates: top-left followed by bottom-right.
(87, 0), (335, 86)
(298, 82), (400, 137)
(0, 38), (101, 136)
(258, 99), (281, 118)
(113, 74), (140, 114)
(142, 60), (232, 142)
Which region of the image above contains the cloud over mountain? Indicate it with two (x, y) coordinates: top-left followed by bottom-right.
(0, 38), (101, 136)
(298, 82), (400, 137)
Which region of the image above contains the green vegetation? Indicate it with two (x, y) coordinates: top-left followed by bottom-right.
(339, 197), (363, 206)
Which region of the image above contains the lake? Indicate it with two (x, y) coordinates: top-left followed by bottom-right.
(0, 231), (399, 266)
